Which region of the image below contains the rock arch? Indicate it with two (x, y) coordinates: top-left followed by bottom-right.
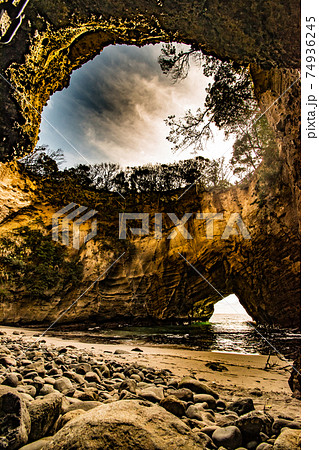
(0, 1), (300, 328)
(0, 0), (300, 161)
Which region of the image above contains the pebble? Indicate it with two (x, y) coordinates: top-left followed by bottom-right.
(0, 332), (300, 450)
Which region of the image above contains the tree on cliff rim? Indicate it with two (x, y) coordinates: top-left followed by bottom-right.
(159, 44), (278, 180)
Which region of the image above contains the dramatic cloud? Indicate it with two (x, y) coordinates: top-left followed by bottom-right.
(39, 44), (232, 168)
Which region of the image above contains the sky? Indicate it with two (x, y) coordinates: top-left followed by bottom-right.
(38, 43), (235, 168)
(38, 44), (245, 316)
(211, 294), (252, 317)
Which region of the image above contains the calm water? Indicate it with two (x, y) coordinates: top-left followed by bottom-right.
(55, 313), (300, 359)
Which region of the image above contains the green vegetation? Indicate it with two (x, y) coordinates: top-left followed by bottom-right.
(20, 146), (231, 193)
(0, 226), (83, 300)
(159, 44), (281, 184)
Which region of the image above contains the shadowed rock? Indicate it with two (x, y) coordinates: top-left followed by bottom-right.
(0, 386), (31, 450)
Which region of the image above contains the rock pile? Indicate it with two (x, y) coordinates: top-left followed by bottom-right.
(0, 333), (301, 449)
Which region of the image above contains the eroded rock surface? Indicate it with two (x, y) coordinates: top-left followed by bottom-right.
(0, 1), (300, 330)
(0, 385), (31, 450)
(0, 156), (300, 328)
(0, 0), (300, 161)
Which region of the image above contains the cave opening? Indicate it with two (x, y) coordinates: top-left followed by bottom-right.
(36, 42), (237, 172)
(0, 5), (301, 331)
(209, 294), (252, 323)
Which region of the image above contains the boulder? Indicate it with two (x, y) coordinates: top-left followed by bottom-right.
(19, 437), (54, 450)
(24, 361), (45, 377)
(228, 398), (255, 416)
(249, 388), (263, 397)
(53, 377), (74, 395)
(84, 371), (101, 383)
(273, 428), (301, 449)
(139, 386), (164, 403)
(178, 377), (218, 397)
(235, 411), (274, 442)
(2, 373), (20, 387)
(272, 419), (301, 435)
(200, 425), (219, 437)
(212, 426), (242, 450)
(0, 356), (16, 367)
(160, 395), (186, 417)
(186, 404), (214, 424)
(167, 388), (194, 402)
(119, 389), (139, 400)
(193, 394), (216, 410)
(63, 400), (105, 414)
(0, 386), (31, 450)
(73, 388), (99, 401)
(256, 444), (274, 450)
(216, 399), (227, 411)
(27, 392), (63, 441)
(38, 384), (55, 396)
(17, 385), (37, 398)
(288, 355), (301, 399)
(247, 440), (259, 449)
(215, 412), (238, 427)
(42, 400), (207, 449)
(75, 363), (91, 375)
(118, 379), (137, 394)
(54, 409), (86, 431)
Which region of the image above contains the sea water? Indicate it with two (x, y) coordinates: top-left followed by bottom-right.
(56, 312), (300, 358)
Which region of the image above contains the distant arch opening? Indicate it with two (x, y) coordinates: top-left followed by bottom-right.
(209, 294), (252, 322)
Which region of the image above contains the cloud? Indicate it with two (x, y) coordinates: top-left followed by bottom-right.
(39, 43), (230, 168)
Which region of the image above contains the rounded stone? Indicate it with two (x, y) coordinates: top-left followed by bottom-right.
(41, 400), (208, 449)
(17, 385), (37, 398)
(118, 379), (137, 394)
(18, 437), (54, 450)
(193, 393), (217, 410)
(160, 395), (186, 417)
(2, 373), (20, 387)
(167, 388), (194, 402)
(53, 377), (73, 394)
(228, 397), (255, 416)
(84, 371), (101, 383)
(212, 425), (242, 450)
(247, 440), (259, 449)
(27, 392), (63, 441)
(256, 443), (274, 450)
(273, 427), (301, 449)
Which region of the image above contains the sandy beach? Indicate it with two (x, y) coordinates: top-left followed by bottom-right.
(0, 325), (300, 422)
